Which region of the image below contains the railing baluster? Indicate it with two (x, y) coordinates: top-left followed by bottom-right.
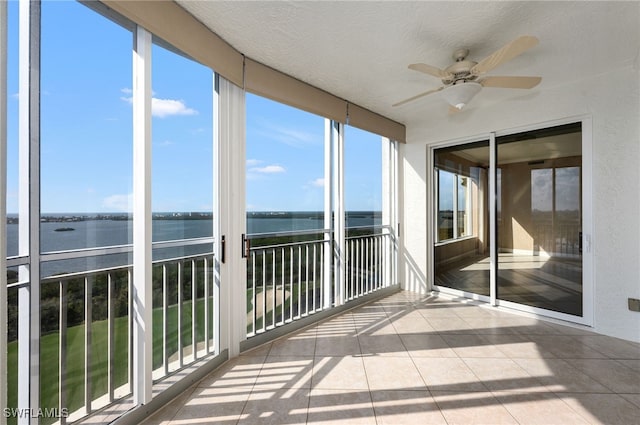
(85, 275), (93, 414)
(192, 259), (197, 362)
(297, 246), (302, 319)
(262, 251), (267, 332)
(128, 268), (133, 393)
(356, 239), (361, 297)
(177, 261), (183, 368)
(252, 252), (256, 335)
(162, 264), (169, 376)
(350, 239), (354, 300)
(312, 243), (317, 313)
(382, 235), (386, 287)
(204, 257), (210, 354)
(271, 248), (276, 328)
(319, 243), (324, 310)
(289, 246), (293, 321)
(305, 244), (309, 316)
(372, 237), (377, 290)
(108, 272), (115, 402)
(59, 279), (67, 425)
(281, 248), (285, 325)
(369, 237), (372, 292)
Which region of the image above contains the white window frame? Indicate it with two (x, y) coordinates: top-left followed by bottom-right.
(435, 168), (473, 244)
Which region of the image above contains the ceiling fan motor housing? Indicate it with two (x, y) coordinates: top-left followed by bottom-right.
(444, 59), (478, 84)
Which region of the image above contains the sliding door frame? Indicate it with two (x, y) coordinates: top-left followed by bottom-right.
(429, 115), (593, 327)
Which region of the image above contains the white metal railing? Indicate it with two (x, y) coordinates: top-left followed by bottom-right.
(246, 234), (327, 336)
(246, 227), (395, 337)
(7, 244), (215, 425)
(345, 230), (394, 301)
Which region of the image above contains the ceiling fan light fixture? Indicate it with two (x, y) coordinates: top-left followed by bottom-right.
(440, 82), (482, 109)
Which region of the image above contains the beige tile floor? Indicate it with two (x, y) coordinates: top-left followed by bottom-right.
(143, 291), (640, 425)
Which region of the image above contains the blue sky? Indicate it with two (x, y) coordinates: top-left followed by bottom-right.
(6, 0), (383, 214)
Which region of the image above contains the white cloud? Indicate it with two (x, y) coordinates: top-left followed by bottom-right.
(120, 88), (198, 118)
(152, 98), (197, 118)
(103, 193), (133, 212)
(250, 165), (286, 174)
(310, 178), (324, 187)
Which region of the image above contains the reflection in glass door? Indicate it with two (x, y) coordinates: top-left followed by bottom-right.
(433, 122), (585, 319)
(496, 123), (583, 316)
(434, 141), (490, 296)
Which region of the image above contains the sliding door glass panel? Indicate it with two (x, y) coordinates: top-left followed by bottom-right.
(245, 93), (325, 333)
(344, 126), (384, 300)
(40, 2), (133, 419)
(40, 1), (133, 271)
(6, 1), (18, 258)
(6, 1), (18, 420)
(434, 141), (490, 296)
(151, 39), (215, 373)
(496, 123), (582, 316)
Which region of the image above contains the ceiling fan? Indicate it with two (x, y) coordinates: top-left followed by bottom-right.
(393, 35), (541, 111)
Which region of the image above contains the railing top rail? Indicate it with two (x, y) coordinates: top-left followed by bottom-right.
(345, 224), (389, 231)
(6, 255), (28, 268)
(250, 238), (327, 252)
(346, 232), (389, 240)
(247, 224), (393, 239)
(38, 236), (215, 262)
(247, 228), (330, 239)
(40, 251), (214, 283)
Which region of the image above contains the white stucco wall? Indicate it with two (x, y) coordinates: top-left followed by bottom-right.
(400, 65), (640, 342)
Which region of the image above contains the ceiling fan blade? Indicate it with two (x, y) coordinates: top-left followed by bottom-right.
(471, 35), (539, 75)
(480, 76), (542, 89)
(392, 87), (443, 107)
(408, 63), (452, 80)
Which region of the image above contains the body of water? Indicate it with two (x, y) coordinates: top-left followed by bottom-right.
(6, 212), (380, 277)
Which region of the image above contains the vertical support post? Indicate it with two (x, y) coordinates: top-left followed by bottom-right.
(332, 121), (345, 306)
(212, 74), (222, 354)
(18, 2), (40, 423)
(322, 119), (332, 309)
(132, 25), (153, 405)
(489, 132), (497, 306)
(216, 76), (245, 357)
(0, 1), (8, 422)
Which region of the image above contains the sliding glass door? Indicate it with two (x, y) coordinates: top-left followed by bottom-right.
(434, 141), (490, 297)
(496, 123), (583, 316)
(433, 122), (587, 321)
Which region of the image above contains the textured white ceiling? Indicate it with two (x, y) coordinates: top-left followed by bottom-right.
(177, 1), (639, 131)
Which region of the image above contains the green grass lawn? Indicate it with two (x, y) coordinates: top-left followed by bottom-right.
(7, 296), (213, 425)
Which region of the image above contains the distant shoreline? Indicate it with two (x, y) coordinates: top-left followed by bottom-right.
(7, 210), (381, 224)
